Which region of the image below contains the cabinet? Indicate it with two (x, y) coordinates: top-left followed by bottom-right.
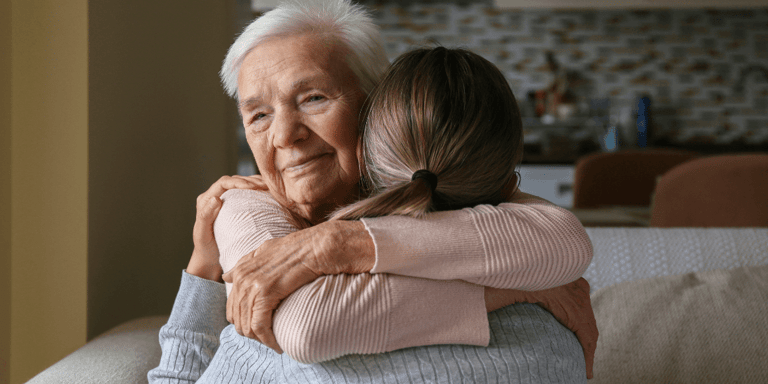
(494, 0), (768, 9)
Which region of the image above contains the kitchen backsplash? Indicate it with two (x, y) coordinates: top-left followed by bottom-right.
(358, 0), (768, 147)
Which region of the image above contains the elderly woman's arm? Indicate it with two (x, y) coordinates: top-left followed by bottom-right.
(217, 189), (596, 377)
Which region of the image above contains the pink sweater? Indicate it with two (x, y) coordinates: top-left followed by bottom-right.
(215, 189), (592, 363)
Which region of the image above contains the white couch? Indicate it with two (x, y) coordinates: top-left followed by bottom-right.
(27, 228), (768, 383)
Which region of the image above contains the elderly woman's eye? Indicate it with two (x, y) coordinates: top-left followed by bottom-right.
(307, 95), (325, 102)
(246, 113), (269, 131)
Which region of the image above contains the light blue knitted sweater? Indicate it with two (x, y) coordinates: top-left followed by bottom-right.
(148, 272), (586, 383)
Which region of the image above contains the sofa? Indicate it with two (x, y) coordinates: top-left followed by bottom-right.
(27, 227), (768, 383)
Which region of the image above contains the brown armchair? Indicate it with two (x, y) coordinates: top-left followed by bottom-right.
(572, 149), (698, 209)
(650, 153), (768, 227)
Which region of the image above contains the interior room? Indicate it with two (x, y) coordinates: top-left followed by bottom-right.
(3, 0), (767, 383)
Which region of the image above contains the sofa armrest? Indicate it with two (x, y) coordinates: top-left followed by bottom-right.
(26, 316), (168, 384)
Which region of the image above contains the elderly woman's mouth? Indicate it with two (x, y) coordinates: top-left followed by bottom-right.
(282, 154), (330, 174)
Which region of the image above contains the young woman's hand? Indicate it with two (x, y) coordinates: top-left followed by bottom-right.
(187, 175), (267, 281)
(484, 278), (597, 379)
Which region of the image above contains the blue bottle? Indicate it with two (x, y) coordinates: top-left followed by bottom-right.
(636, 96), (651, 148)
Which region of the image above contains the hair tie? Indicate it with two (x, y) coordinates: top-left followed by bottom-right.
(411, 170), (438, 192)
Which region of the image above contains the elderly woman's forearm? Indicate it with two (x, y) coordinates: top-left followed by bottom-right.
(311, 220), (375, 275)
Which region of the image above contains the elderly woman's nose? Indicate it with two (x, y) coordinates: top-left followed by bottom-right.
(272, 110), (309, 148)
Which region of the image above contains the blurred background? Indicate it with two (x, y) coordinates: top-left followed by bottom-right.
(241, 0), (768, 206)
(3, 0), (767, 382)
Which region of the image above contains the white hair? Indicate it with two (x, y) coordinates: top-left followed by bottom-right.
(220, 0), (389, 100)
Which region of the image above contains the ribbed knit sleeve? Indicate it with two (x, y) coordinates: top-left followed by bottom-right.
(274, 273), (488, 364)
(214, 189), (490, 363)
(148, 271), (229, 383)
(362, 192), (593, 290)
(215, 189), (296, 296)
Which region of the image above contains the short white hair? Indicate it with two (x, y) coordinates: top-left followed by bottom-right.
(220, 0), (389, 100)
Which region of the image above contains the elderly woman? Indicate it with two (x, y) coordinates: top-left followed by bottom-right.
(149, 1), (596, 383)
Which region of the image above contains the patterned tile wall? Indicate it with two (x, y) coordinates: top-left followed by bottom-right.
(359, 1), (768, 147)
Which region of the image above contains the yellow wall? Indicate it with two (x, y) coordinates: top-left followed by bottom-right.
(10, 1), (89, 383)
(8, 0), (235, 382)
(1, 0), (12, 382)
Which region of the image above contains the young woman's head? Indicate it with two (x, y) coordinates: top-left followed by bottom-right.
(334, 47), (524, 220)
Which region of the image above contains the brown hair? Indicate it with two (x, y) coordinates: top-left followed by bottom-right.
(332, 47), (523, 220)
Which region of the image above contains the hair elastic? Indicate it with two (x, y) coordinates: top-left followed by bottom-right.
(411, 169), (438, 192)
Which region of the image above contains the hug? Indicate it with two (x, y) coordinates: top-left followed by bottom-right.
(149, 0), (596, 382)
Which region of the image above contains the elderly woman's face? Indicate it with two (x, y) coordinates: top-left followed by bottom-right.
(237, 34), (366, 220)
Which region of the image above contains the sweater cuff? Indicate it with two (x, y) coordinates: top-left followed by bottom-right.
(167, 270), (229, 334)
(361, 211), (484, 278)
(384, 277), (489, 351)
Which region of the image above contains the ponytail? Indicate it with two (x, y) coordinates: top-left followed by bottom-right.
(330, 47), (523, 222)
(332, 174), (436, 220)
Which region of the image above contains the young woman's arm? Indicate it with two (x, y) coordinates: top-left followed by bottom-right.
(362, 191), (593, 290)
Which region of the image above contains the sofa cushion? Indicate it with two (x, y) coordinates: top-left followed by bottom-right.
(590, 264), (768, 383)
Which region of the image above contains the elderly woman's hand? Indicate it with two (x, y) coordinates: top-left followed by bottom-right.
(187, 175), (267, 281)
(222, 220), (375, 353)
